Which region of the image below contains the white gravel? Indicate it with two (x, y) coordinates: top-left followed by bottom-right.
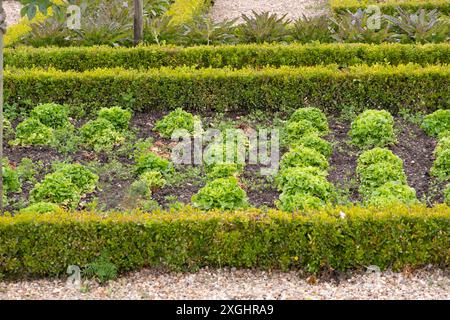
(211, 0), (330, 23)
(1, 267), (448, 300)
(4, 0), (22, 27)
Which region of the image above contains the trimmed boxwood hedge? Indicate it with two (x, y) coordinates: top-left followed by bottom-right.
(330, 0), (450, 15)
(5, 64), (449, 114)
(0, 205), (448, 277)
(5, 43), (450, 71)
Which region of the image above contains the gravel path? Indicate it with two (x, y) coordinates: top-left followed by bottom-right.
(211, 0), (330, 23)
(1, 267), (448, 300)
(4, 0), (21, 27)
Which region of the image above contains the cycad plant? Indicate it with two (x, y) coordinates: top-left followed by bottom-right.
(384, 7), (449, 43)
(237, 10), (291, 43)
(329, 9), (396, 44)
(292, 14), (334, 43)
(180, 14), (238, 45)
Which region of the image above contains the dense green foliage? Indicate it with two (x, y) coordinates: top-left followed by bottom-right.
(12, 118), (54, 146)
(5, 44), (449, 71)
(280, 147), (329, 172)
(331, 0), (450, 15)
(421, 109), (450, 137)
(356, 148), (416, 203)
(134, 152), (173, 176)
(191, 177), (248, 210)
(0, 205), (448, 276)
(154, 108), (197, 138)
(30, 103), (70, 128)
(350, 109), (396, 148)
(30, 164), (98, 208)
(6, 64), (447, 114)
(80, 118), (125, 152)
(430, 137), (450, 181)
(98, 107), (132, 131)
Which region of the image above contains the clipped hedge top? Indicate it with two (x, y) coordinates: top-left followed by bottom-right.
(330, 0), (450, 14)
(1, 204), (448, 276)
(2, 203), (449, 225)
(5, 43), (450, 71)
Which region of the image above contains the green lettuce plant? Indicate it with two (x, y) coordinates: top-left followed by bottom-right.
(98, 106), (132, 131)
(154, 108), (198, 138)
(191, 177), (248, 210)
(421, 109), (450, 137)
(80, 118), (125, 152)
(367, 181), (417, 206)
(280, 146), (329, 172)
(12, 118), (53, 146)
(350, 109), (396, 148)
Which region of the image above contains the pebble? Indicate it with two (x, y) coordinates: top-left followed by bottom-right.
(1, 267), (448, 300)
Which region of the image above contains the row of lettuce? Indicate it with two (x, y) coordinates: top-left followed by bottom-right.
(5, 1), (449, 48)
(3, 103), (449, 213)
(5, 64), (449, 113)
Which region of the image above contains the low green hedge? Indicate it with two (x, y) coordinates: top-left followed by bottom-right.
(5, 43), (450, 71)
(5, 64), (449, 114)
(330, 0), (450, 15)
(0, 205), (448, 277)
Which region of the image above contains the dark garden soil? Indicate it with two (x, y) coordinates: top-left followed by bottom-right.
(3, 110), (445, 212)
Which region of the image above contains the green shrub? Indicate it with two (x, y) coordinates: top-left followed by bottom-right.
(12, 118), (53, 146)
(165, 0), (210, 26)
(0, 205), (448, 276)
(421, 109), (450, 137)
(206, 163), (243, 180)
(290, 133), (333, 157)
(134, 152), (173, 176)
(30, 172), (82, 208)
(330, 0), (450, 15)
(80, 118), (125, 152)
(367, 181), (417, 206)
(98, 106), (132, 131)
(350, 110), (396, 148)
(30, 103), (70, 128)
(5, 64), (449, 114)
(276, 193), (324, 212)
(287, 107), (329, 136)
(191, 177), (248, 210)
(280, 146), (329, 172)
(445, 184), (450, 206)
(154, 108), (197, 138)
(19, 202), (62, 215)
(5, 44), (450, 71)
